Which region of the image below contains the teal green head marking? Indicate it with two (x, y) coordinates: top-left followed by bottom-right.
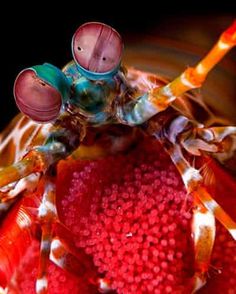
(72, 77), (110, 113)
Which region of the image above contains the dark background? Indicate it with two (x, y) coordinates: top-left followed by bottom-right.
(0, 2), (236, 130)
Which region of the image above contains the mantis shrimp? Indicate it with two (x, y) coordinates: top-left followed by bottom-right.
(0, 21), (236, 293)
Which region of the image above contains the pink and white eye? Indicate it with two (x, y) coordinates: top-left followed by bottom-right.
(72, 22), (123, 74)
(14, 69), (62, 123)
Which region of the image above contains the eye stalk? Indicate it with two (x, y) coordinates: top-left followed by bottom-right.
(72, 22), (123, 80)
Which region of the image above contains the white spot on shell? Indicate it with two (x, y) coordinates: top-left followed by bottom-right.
(180, 72), (196, 88)
(195, 63), (206, 75)
(192, 276), (206, 293)
(51, 238), (63, 251)
(0, 286), (7, 294)
(229, 229), (236, 240)
(38, 183), (57, 218)
(36, 277), (48, 293)
(49, 239), (65, 268)
(218, 40), (230, 50)
(98, 278), (112, 293)
(182, 167), (202, 188)
(192, 210), (215, 246)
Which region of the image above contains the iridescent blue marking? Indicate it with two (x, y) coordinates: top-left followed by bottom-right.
(31, 63), (71, 101)
(63, 61), (82, 84)
(75, 62), (120, 80)
(63, 61), (118, 121)
(72, 77), (108, 113)
(29, 61), (155, 126)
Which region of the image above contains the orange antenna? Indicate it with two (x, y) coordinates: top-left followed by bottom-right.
(149, 20), (236, 111)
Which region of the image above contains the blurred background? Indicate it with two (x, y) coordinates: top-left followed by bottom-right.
(0, 2), (235, 130)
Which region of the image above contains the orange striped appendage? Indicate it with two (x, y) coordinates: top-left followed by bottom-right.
(193, 186), (236, 240)
(147, 20), (236, 111)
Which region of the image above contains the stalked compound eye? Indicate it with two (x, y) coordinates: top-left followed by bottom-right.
(72, 22), (123, 76)
(14, 69), (62, 123)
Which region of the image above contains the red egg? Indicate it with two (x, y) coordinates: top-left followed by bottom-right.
(14, 69), (62, 123)
(72, 22), (123, 73)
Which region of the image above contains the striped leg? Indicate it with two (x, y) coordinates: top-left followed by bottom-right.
(0, 136), (67, 200)
(36, 179), (57, 294)
(37, 224), (53, 294)
(167, 144), (236, 239)
(50, 236), (113, 292)
(163, 143), (236, 290)
(50, 236), (95, 280)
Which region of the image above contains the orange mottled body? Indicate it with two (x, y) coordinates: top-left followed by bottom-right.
(0, 114), (51, 167)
